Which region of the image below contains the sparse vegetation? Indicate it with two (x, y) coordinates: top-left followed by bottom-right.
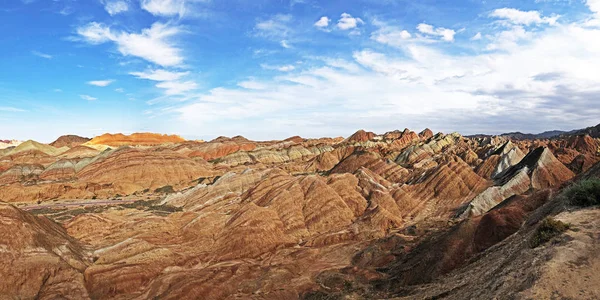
(530, 217), (571, 248)
(154, 185), (175, 194)
(565, 178), (600, 207)
(302, 291), (341, 300)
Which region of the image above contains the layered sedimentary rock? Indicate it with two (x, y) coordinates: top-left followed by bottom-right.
(77, 148), (217, 193)
(50, 135), (91, 148)
(461, 147), (574, 217)
(4, 140), (67, 157)
(58, 145), (101, 159)
(1, 127), (598, 299)
(476, 141), (525, 179)
(186, 138), (257, 161)
(86, 133), (185, 147)
(395, 132), (462, 166)
(346, 130), (376, 143)
(0, 203), (90, 298)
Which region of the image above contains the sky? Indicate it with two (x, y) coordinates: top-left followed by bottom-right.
(1, 0), (600, 142)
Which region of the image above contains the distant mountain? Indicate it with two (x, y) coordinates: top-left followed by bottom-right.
(0, 140), (22, 150)
(468, 124), (600, 140)
(566, 123), (600, 138)
(467, 130), (569, 140)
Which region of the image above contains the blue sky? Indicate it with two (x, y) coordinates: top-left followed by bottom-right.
(1, 0), (599, 142)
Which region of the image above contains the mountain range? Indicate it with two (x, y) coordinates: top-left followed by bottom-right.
(0, 126), (599, 299)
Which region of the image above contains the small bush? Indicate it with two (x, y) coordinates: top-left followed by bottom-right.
(565, 178), (600, 207)
(531, 217), (571, 248)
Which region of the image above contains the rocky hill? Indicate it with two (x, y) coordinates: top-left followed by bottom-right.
(50, 135), (91, 148)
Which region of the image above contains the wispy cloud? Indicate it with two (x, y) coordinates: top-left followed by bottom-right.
(80, 95), (98, 101)
(130, 69), (189, 81)
(87, 80), (114, 87)
(168, 8), (600, 138)
(280, 40), (291, 48)
(254, 14), (293, 38)
(130, 69), (194, 96)
(0, 106), (26, 112)
(140, 0), (208, 18)
(156, 80), (197, 95)
(261, 64), (295, 72)
(76, 22), (184, 67)
(103, 0), (129, 15)
(31, 50), (53, 59)
(417, 23), (456, 41)
(490, 8), (559, 26)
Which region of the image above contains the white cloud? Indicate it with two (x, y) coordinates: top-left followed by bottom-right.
(238, 80), (268, 90)
(140, 0), (201, 17)
(77, 22), (184, 67)
(261, 64), (295, 72)
(76, 22), (113, 44)
(372, 27), (412, 46)
(486, 26), (532, 51)
(314, 16), (330, 28)
(589, 0), (600, 15)
(129, 69), (195, 97)
(59, 7), (74, 16)
(104, 0), (128, 15)
(115, 88), (125, 93)
(130, 69), (189, 81)
(255, 14), (293, 38)
(168, 22), (600, 138)
(80, 95), (98, 101)
(156, 80), (197, 95)
(31, 50), (52, 59)
(471, 32), (482, 40)
(337, 13), (364, 30)
(87, 80), (114, 87)
(417, 23), (456, 41)
(490, 8), (559, 26)
(280, 40), (291, 48)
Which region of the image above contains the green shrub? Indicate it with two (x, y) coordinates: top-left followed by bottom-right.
(565, 178), (600, 207)
(531, 217), (571, 248)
